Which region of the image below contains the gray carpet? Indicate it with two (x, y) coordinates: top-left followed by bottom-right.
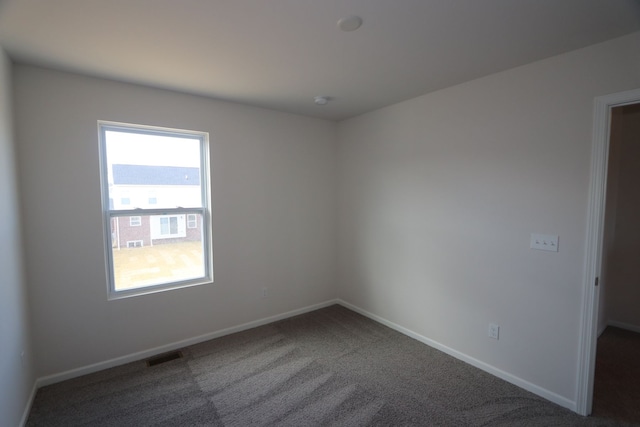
(26, 305), (635, 426)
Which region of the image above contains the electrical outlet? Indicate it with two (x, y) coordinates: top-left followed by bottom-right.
(262, 287), (268, 298)
(488, 324), (500, 340)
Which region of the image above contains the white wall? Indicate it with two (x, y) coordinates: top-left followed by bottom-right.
(13, 65), (338, 378)
(337, 32), (640, 407)
(603, 104), (640, 331)
(0, 50), (33, 427)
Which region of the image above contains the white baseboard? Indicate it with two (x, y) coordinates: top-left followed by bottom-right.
(597, 323), (608, 337)
(20, 381), (38, 427)
(29, 298), (578, 417)
(607, 320), (640, 334)
(336, 299), (576, 413)
(36, 299), (338, 388)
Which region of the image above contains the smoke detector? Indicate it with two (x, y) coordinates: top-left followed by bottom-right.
(314, 96), (329, 106)
(337, 16), (363, 32)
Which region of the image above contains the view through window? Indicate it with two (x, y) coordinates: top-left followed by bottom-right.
(99, 122), (212, 297)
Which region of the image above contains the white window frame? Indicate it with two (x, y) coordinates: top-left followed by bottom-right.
(130, 216), (142, 227)
(98, 121), (213, 299)
(150, 214), (187, 239)
(187, 213), (197, 229)
(126, 240), (143, 248)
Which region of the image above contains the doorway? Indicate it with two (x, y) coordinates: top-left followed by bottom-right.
(576, 88), (640, 417)
(591, 102), (640, 423)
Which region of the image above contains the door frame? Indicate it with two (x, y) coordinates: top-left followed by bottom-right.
(576, 87), (640, 415)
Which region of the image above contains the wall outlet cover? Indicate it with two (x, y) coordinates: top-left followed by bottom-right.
(489, 323), (500, 340)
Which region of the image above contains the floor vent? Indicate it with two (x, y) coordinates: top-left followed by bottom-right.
(146, 350), (183, 367)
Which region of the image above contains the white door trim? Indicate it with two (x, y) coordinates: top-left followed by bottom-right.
(576, 87), (640, 415)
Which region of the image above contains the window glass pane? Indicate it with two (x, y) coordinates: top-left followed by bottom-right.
(153, 214), (186, 238)
(104, 130), (202, 210)
(110, 214), (205, 291)
(160, 217), (169, 235)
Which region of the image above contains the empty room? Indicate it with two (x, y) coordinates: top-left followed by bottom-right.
(1, 1), (640, 426)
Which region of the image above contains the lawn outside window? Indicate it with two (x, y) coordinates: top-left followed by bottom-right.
(98, 121), (213, 299)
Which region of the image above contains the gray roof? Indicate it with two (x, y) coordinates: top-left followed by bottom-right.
(112, 164), (200, 186)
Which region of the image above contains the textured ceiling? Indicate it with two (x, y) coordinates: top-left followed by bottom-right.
(1, 0), (639, 120)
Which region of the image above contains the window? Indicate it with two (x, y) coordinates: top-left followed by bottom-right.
(99, 121), (213, 298)
(151, 214), (186, 238)
(127, 240), (143, 248)
(161, 216), (178, 235)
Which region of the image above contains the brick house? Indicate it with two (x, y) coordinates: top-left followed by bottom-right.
(109, 164), (202, 248)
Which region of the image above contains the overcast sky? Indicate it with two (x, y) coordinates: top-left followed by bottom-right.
(105, 130), (201, 168)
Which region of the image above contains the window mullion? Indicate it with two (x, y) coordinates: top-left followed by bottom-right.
(109, 207), (205, 217)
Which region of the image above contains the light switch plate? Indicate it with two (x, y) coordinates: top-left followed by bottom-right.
(530, 233), (559, 252)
